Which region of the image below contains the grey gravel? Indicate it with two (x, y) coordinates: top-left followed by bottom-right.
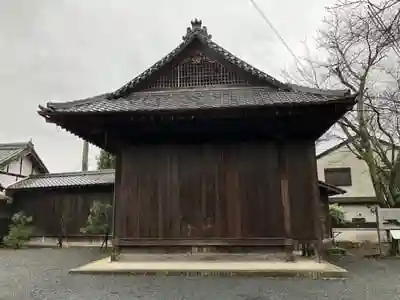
(1, 248), (400, 300)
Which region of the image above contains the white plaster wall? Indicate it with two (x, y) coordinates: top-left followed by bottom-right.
(317, 144), (376, 198)
(342, 204), (376, 223)
(332, 228), (387, 243)
(0, 155), (36, 188)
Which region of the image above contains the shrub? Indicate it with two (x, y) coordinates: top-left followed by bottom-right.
(3, 212), (34, 249)
(329, 203), (346, 225)
(81, 200), (111, 250)
(81, 201), (111, 235)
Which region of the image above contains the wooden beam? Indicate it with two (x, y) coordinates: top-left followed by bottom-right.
(19, 157), (23, 176)
(277, 142), (295, 261)
(0, 170), (27, 178)
(116, 237), (287, 247)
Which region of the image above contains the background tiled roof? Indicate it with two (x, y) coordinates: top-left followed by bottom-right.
(0, 143), (30, 167)
(47, 87), (350, 114)
(0, 142), (48, 173)
(7, 170), (115, 190)
(6, 168), (344, 196)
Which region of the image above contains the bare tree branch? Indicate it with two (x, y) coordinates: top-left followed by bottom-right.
(286, 0), (400, 207)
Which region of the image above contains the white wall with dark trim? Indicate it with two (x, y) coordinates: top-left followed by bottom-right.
(0, 155), (39, 188)
(317, 143), (376, 199)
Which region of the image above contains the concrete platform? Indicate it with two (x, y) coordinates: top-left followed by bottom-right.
(26, 237), (112, 248)
(70, 254), (348, 279)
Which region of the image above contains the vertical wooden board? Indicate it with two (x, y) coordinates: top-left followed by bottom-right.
(286, 142), (316, 240)
(153, 145), (170, 238)
(308, 142), (323, 244)
(235, 143), (249, 237)
(12, 188), (112, 237)
(112, 153), (121, 239)
(177, 145), (196, 237)
(156, 146), (165, 239)
(142, 145), (157, 238)
(118, 149), (128, 238)
(169, 147), (181, 238)
(319, 190), (330, 238)
(228, 142), (283, 238)
(259, 142), (283, 238)
(116, 141), (292, 241)
(127, 147), (137, 239)
(145, 146), (157, 238)
(238, 142), (257, 238)
(216, 144), (228, 237)
(117, 150), (126, 238)
(276, 141), (292, 243)
(201, 144), (218, 237)
(223, 143), (241, 238)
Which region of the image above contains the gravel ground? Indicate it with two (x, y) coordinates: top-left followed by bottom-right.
(1, 248), (400, 300)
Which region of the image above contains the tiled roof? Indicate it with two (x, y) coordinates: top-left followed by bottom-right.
(39, 19), (355, 117)
(110, 19), (288, 98)
(43, 86), (352, 114)
(0, 143), (27, 167)
(0, 142), (48, 173)
(7, 169), (343, 197)
(6, 169), (114, 190)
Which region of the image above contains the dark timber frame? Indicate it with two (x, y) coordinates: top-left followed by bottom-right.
(38, 19), (356, 260)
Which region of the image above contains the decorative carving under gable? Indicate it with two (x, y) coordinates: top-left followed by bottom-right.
(146, 50), (249, 89)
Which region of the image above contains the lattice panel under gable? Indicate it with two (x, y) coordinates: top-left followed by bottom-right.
(147, 51), (249, 89)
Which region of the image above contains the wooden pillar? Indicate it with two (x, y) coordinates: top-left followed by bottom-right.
(278, 141), (294, 261)
(308, 142), (323, 263)
(111, 153), (122, 261)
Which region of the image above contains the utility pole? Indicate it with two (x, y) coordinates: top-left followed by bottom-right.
(81, 140), (89, 171)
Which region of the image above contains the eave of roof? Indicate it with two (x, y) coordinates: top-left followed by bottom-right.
(39, 86), (356, 116)
(318, 180), (346, 196)
(7, 170), (342, 197)
(329, 196), (378, 204)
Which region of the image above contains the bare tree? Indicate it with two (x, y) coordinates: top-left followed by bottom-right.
(287, 0), (400, 207)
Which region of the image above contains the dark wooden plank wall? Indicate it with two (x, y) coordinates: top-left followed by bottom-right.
(319, 190), (332, 239)
(286, 141), (318, 241)
(11, 187), (113, 237)
(115, 141), (319, 243)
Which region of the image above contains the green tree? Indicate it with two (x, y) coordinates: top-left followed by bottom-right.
(329, 204), (346, 225)
(80, 200), (112, 250)
(96, 150), (116, 170)
(3, 212), (34, 249)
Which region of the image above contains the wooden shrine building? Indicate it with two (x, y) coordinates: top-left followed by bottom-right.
(38, 19), (356, 256)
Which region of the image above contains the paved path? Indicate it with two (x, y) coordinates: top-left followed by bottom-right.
(70, 254), (347, 278)
(1, 248), (400, 299)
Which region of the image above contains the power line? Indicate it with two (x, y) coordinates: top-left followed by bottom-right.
(248, 0), (304, 69)
(367, 2), (400, 58)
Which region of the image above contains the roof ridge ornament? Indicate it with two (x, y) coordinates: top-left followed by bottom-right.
(182, 18), (212, 41)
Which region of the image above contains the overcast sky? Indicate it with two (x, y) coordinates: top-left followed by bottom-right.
(0, 0), (337, 172)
